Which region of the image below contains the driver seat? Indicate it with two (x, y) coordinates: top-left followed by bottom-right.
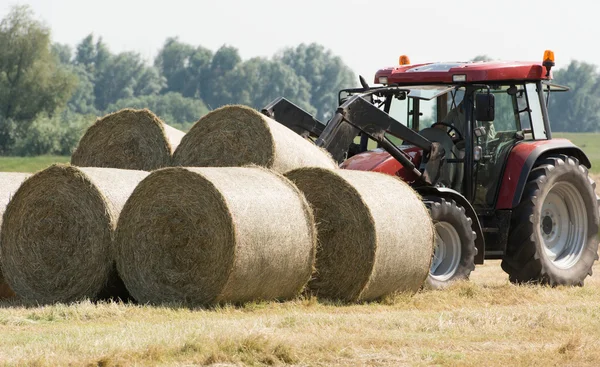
(418, 127), (464, 191)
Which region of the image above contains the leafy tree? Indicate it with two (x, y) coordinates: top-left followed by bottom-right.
(67, 65), (97, 115)
(216, 57), (314, 114)
(154, 38), (212, 99)
(105, 92), (209, 130)
(94, 37), (111, 73)
(72, 35), (165, 111)
(202, 45), (241, 107)
(277, 43), (355, 120)
(550, 61), (600, 132)
(0, 5), (76, 152)
(94, 51), (166, 111)
(51, 43), (72, 64)
(12, 110), (93, 156)
(75, 34), (96, 68)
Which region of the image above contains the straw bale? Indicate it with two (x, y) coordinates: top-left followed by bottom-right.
(172, 105), (336, 173)
(285, 168), (434, 301)
(114, 166), (316, 305)
(71, 108), (184, 170)
(0, 165), (148, 303)
(0, 173), (30, 299)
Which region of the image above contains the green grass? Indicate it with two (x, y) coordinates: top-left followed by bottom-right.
(0, 155), (69, 173)
(554, 133), (600, 173)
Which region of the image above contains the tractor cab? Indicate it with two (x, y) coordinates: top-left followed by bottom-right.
(340, 58), (570, 212)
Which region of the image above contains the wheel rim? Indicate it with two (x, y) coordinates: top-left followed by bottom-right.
(430, 221), (461, 281)
(540, 181), (588, 270)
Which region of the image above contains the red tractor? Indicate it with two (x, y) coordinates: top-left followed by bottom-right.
(263, 51), (600, 288)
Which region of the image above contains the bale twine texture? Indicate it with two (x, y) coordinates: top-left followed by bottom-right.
(172, 105), (337, 173)
(285, 168), (434, 301)
(71, 108), (185, 171)
(0, 165), (149, 303)
(114, 166), (316, 305)
(0, 173), (30, 299)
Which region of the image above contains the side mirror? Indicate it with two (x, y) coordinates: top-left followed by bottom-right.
(475, 93), (495, 121)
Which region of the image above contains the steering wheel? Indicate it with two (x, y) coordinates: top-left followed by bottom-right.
(430, 122), (463, 141)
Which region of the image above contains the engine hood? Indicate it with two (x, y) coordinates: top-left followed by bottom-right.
(341, 146), (423, 182)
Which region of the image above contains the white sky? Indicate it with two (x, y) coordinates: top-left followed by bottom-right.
(1, 0), (597, 82)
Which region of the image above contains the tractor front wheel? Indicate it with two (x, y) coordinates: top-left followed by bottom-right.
(424, 197), (477, 289)
(501, 155), (600, 286)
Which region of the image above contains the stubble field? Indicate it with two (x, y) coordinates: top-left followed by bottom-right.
(0, 144), (598, 366)
(1, 260), (600, 366)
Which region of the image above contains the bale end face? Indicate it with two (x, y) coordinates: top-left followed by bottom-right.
(71, 108), (184, 171)
(0, 172), (31, 300)
(115, 166), (316, 306)
(0, 164), (148, 304)
(286, 167), (434, 302)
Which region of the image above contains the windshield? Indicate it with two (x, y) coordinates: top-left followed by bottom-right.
(386, 85), (462, 130)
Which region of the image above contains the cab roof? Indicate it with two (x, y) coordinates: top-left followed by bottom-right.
(374, 61), (551, 85)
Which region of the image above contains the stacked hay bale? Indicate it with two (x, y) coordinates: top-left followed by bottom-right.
(114, 167), (316, 305)
(285, 167), (434, 301)
(0, 173), (30, 299)
(172, 105), (336, 173)
(0, 165), (148, 304)
(71, 109), (184, 170)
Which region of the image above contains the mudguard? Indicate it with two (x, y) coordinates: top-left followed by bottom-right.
(496, 139), (591, 210)
(415, 186), (485, 265)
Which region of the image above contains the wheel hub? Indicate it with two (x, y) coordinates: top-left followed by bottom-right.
(542, 215), (553, 235)
(540, 181), (588, 270)
(430, 221), (461, 281)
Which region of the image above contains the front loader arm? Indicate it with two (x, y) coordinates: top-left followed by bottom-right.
(262, 87), (445, 185)
(316, 93), (434, 180)
(318, 94), (433, 156)
(262, 97), (326, 139)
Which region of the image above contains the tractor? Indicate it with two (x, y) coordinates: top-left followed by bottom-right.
(262, 51), (600, 289)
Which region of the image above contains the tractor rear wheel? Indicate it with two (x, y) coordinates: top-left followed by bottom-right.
(424, 197), (477, 289)
(501, 155), (600, 286)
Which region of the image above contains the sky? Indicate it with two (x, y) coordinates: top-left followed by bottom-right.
(0, 0), (597, 82)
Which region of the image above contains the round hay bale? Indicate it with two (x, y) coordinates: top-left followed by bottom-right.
(0, 165), (149, 304)
(172, 105), (337, 173)
(71, 108), (185, 171)
(285, 168), (434, 301)
(0, 173), (30, 299)
(114, 166), (316, 305)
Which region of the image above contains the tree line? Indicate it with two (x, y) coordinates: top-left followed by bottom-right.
(0, 6), (355, 156)
(1, 6), (599, 157)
